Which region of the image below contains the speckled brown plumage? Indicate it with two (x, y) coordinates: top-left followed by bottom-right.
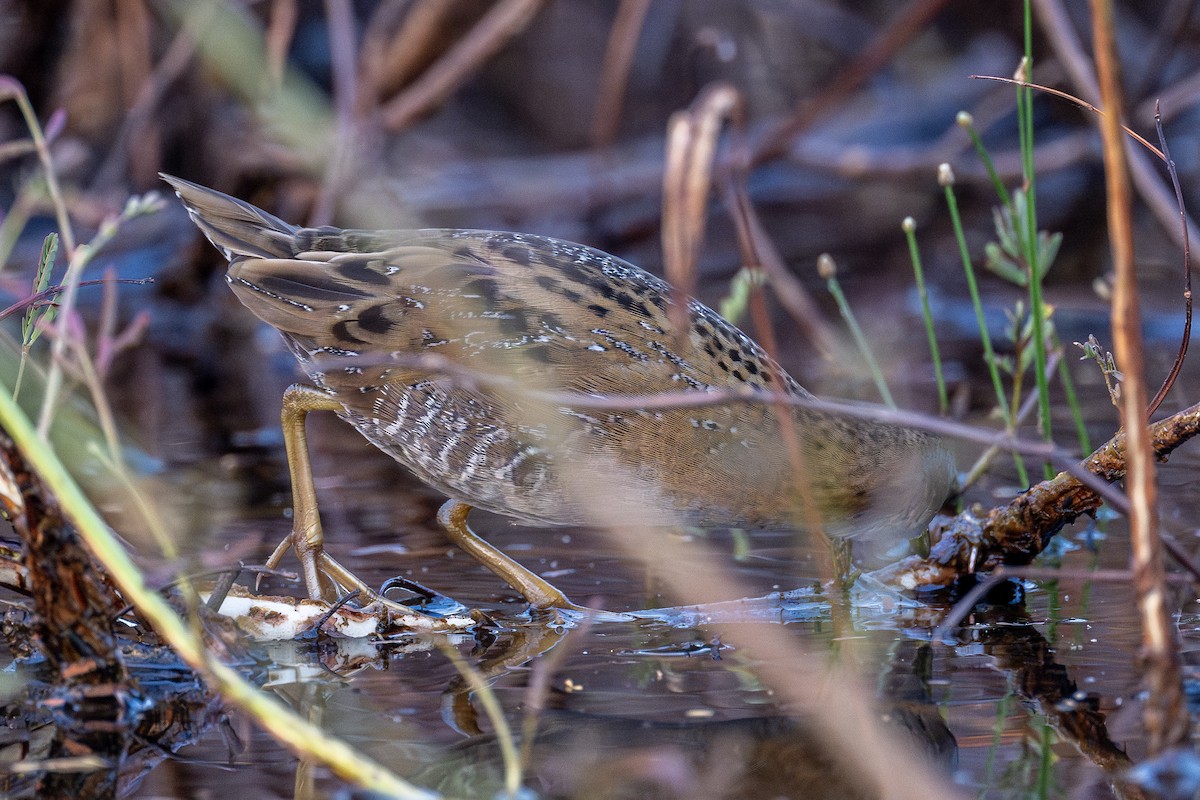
(167, 175), (953, 552)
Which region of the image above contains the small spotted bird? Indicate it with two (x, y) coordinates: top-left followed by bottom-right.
(165, 175), (954, 609)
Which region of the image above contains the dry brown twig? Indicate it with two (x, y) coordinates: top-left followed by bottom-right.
(590, 0), (653, 149)
(361, 1), (483, 105)
(265, 0), (299, 88)
(1090, 0), (1188, 755)
(750, 0), (953, 166)
(661, 83), (742, 342)
(722, 121), (834, 562)
(874, 400), (1200, 590)
(662, 82), (838, 357)
(736, 196), (838, 358)
(972, 75), (1162, 158)
(309, 0), (361, 226)
(1145, 104), (1192, 418)
(661, 84), (857, 573)
(1032, 0), (1200, 251)
(379, 0), (547, 132)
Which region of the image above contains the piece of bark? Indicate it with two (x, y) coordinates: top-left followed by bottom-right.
(877, 401), (1200, 590)
(0, 432), (127, 684)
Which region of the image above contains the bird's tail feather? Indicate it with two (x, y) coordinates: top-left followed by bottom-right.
(160, 174), (297, 261)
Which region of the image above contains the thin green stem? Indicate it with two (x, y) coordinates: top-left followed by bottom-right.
(30, 196), (159, 440)
(70, 340), (121, 462)
(819, 256), (895, 408)
(1010, 338), (1025, 421)
(943, 182), (1007, 416)
(942, 170), (1029, 486)
(957, 112), (1012, 209)
(902, 218), (948, 414)
(38, 241), (94, 438)
(2, 83), (75, 255)
(0, 79), (87, 442)
(1019, 2), (1053, 478)
(0, 181), (35, 273)
(12, 348), (27, 403)
(977, 691), (1012, 800)
(87, 442), (180, 562)
(14, 232), (59, 403)
(1036, 720), (1055, 800)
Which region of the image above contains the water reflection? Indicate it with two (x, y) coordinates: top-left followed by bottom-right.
(266, 624), (958, 800)
(0, 487), (1188, 798)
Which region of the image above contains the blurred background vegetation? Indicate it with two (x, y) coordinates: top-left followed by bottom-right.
(2, 1), (1197, 445)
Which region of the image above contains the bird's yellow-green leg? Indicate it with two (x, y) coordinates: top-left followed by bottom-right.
(270, 385), (344, 600)
(275, 385), (573, 617)
(437, 499), (574, 610)
(273, 384), (453, 623)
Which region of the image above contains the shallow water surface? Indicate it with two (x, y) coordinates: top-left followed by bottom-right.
(128, 438), (1197, 799)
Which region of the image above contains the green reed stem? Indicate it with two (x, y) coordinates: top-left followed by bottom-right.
(1017, 8), (1053, 479)
(1036, 719), (1055, 800)
(977, 691), (1012, 800)
(818, 254), (895, 409)
(940, 165), (1029, 487)
(0, 80), (75, 256)
(0, 78), (84, 442)
(956, 112), (1011, 210)
(902, 218), (948, 414)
